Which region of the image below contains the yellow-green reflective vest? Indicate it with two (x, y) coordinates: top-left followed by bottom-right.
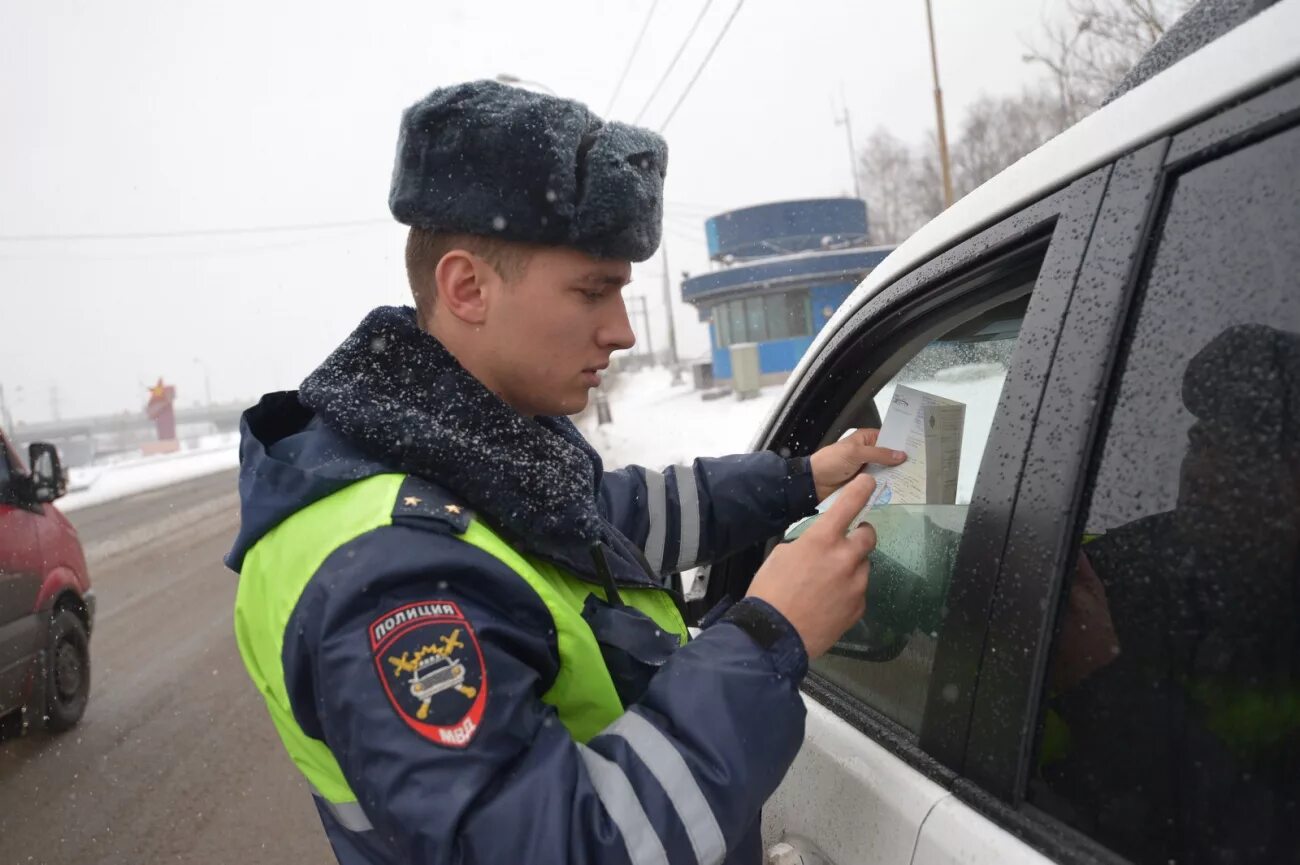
(233, 472), (687, 809)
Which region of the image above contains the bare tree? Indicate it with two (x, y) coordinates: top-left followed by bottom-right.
(857, 0), (1194, 246)
(952, 88), (1069, 196)
(856, 128), (945, 245)
(858, 90), (1064, 245)
(1025, 0), (1194, 124)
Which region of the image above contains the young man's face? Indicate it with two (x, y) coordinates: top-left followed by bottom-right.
(482, 246), (636, 417)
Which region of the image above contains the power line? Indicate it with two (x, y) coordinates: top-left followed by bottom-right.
(0, 228), (381, 261)
(0, 216), (392, 243)
(658, 0), (746, 133)
(605, 0), (661, 115)
(633, 0), (716, 125)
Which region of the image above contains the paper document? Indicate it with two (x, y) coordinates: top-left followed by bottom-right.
(866, 384), (966, 511)
(784, 384), (966, 540)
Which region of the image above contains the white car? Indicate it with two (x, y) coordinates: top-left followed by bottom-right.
(699, 2), (1300, 863)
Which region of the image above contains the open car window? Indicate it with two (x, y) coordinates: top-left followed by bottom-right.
(794, 288), (1037, 735)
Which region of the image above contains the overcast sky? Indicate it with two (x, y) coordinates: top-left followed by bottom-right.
(0, 0), (1065, 424)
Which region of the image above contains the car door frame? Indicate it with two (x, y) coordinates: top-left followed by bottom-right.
(717, 163), (1113, 797)
(952, 72), (1300, 865)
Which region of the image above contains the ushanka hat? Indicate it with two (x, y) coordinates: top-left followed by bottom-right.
(389, 80), (668, 262)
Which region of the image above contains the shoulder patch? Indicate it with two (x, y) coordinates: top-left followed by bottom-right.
(370, 601), (487, 748)
(392, 476), (473, 534)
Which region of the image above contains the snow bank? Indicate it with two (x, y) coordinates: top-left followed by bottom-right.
(59, 433), (241, 512)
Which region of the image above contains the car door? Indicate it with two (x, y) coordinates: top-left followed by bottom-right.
(929, 74), (1300, 865)
(0, 438), (45, 714)
(694, 165), (1111, 863)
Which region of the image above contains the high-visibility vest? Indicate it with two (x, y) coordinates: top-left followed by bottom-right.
(233, 472), (687, 813)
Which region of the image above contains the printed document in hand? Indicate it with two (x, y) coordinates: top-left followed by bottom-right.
(785, 384), (966, 540)
(865, 384), (966, 511)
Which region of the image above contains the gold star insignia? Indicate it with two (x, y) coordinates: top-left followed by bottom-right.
(445, 504), (463, 515)
(404, 496), (422, 507)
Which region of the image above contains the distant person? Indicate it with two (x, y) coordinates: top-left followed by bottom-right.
(225, 80), (904, 865)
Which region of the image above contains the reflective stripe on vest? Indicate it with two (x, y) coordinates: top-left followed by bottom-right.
(233, 473), (687, 810)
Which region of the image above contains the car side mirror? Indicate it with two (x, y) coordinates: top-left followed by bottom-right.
(28, 442), (67, 503)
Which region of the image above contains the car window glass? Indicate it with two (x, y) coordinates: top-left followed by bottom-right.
(809, 291), (1032, 734)
(1026, 125), (1300, 865)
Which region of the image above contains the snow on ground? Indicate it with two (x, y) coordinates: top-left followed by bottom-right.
(59, 432), (241, 512)
(577, 368), (783, 470)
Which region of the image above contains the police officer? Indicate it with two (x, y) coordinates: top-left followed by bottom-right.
(227, 80), (903, 865)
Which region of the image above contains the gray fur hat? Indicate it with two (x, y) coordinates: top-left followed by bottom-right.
(389, 80), (668, 262)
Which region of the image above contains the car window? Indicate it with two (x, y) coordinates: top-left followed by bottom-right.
(1026, 125), (1300, 864)
(808, 290), (1034, 735)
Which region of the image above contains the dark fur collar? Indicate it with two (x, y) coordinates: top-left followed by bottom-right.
(299, 306), (605, 550)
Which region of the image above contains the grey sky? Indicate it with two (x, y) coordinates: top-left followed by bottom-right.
(0, 0), (1061, 424)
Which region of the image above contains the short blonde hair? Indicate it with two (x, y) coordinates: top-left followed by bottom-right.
(405, 228), (533, 324)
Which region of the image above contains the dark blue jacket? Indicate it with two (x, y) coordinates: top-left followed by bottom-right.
(226, 306), (820, 865)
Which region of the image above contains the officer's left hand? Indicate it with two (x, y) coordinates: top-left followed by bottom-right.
(809, 428), (906, 503)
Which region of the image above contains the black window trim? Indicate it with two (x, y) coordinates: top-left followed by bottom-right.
(959, 139), (1172, 804)
(1166, 72), (1300, 170)
(698, 167), (1111, 783)
(957, 73), (1300, 865)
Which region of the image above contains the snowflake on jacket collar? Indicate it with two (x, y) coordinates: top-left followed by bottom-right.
(299, 305), (605, 550)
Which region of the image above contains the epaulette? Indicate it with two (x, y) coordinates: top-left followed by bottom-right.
(391, 475), (473, 534)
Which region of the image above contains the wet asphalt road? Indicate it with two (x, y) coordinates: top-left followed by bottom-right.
(0, 469), (335, 864)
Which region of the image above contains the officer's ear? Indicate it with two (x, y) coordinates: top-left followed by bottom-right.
(434, 249), (491, 326)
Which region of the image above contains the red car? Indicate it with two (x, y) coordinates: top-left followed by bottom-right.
(0, 427), (93, 736)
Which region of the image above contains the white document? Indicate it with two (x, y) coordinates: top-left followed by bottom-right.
(864, 384), (966, 512)
(783, 384), (966, 540)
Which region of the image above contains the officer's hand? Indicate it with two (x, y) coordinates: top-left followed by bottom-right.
(746, 474), (878, 659)
(809, 428), (905, 503)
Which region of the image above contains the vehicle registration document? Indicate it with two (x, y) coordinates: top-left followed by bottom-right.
(785, 384), (966, 540)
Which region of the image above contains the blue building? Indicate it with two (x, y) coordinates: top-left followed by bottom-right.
(681, 198), (893, 383)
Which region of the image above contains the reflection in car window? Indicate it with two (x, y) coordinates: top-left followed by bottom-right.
(811, 295), (1029, 734)
(1028, 126), (1300, 865)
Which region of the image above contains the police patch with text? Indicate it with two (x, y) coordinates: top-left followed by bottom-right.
(370, 601), (487, 748)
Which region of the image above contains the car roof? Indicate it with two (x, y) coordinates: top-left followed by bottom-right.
(784, 0), (1300, 399)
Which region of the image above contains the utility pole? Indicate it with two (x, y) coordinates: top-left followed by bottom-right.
(925, 0), (955, 209)
(834, 92), (862, 200)
(659, 241), (683, 383)
(48, 384), (61, 422)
